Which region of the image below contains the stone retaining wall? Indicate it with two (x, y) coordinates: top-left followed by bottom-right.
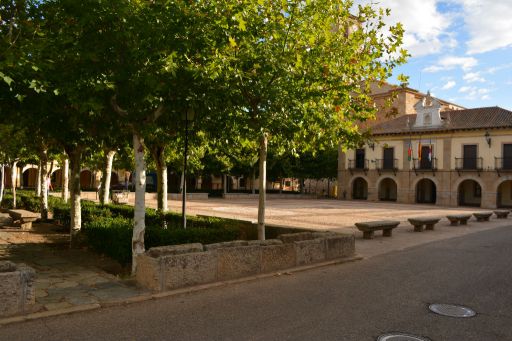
(136, 232), (355, 292)
(0, 261), (36, 317)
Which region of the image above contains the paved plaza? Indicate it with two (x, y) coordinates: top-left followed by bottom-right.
(1, 197), (511, 322)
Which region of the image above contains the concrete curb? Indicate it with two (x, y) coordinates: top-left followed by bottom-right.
(0, 255), (362, 326)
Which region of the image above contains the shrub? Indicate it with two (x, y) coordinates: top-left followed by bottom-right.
(84, 216), (134, 265)
(84, 216), (241, 266)
(0, 193), (14, 209)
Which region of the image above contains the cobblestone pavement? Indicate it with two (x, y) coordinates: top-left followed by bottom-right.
(0, 215), (147, 315)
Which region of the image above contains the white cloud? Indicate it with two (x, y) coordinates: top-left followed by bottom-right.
(463, 72), (485, 83)
(458, 86), (491, 100)
(450, 0), (512, 54)
(441, 80), (456, 90)
(356, 0), (454, 57)
(424, 56), (478, 73)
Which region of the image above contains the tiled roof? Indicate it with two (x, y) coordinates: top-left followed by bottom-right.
(371, 107), (512, 136)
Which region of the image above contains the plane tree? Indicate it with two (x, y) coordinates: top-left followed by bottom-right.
(209, 0), (407, 239)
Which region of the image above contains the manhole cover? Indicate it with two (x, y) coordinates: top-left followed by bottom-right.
(377, 333), (430, 341)
(429, 303), (476, 318)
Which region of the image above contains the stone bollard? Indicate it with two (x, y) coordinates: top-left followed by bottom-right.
(0, 261), (36, 317)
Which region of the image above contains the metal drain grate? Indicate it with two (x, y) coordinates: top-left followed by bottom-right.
(377, 333), (430, 341)
(429, 303), (476, 318)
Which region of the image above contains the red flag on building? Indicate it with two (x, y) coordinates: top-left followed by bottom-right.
(408, 141), (412, 161)
(418, 141), (422, 159)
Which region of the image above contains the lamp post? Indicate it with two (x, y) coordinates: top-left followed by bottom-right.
(182, 106), (195, 229)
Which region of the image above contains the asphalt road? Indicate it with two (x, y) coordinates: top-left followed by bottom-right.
(2, 226), (512, 341)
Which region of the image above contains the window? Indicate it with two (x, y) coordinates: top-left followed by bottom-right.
(503, 144), (512, 169)
(463, 145), (477, 169)
(355, 149), (365, 169)
(383, 147), (394, 169)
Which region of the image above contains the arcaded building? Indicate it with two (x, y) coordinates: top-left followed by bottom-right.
(338, 93), (512, 209)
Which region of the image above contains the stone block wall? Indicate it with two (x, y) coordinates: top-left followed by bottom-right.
(0, 261), (36, 317)
(136, 232), (355, 292)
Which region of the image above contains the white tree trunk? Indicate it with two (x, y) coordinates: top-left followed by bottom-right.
(40, 149), (49, 220)
(35, 160), (42, 196)
(100, 150), (116, 205)
(11, 161), (17, 208)
(69, 150), (82, 236)
(257, 133), (267, 240)
(61, 157), (69, 202)
(132, 133), (146, 274)
(0, 164), (4, 203)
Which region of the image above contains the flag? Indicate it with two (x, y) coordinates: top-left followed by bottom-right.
(428, 145), (432, 161)
(418, 141), (422, 159)
(407, 141), (412, 161)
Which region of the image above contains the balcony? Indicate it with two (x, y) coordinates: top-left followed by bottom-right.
(495, 157), (512, 176)
(375, 158), (398, 175)
(413, 157), (437, 175)
(413, 157), (438, 170)
(455, 157), (483, 176)
(348, 159), (369, 175)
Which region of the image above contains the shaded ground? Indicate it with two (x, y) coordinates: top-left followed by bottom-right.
(0, 215), (146, 314)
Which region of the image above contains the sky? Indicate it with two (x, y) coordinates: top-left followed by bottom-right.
(361, 0), (512, 110)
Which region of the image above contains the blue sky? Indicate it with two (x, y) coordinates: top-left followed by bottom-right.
(362, 0), (512, 110)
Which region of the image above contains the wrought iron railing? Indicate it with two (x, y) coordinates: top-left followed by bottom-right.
(495, 157), (512, 171)
(375, 158), (398, 171)
(413, 157), (437, 170)
(348, 159), (369, 170)
(455, 157), (483, 170)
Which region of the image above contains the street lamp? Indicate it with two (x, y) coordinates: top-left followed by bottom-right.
(182, 106), (195, 229)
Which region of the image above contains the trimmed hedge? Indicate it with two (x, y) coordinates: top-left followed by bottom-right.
(85, 216), (240, 265)
(1, 191), (308, 267)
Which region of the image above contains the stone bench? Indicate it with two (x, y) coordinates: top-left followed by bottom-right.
(354, 221), (400, 239)
(112, 190), (130, 204)
(0, 261), (36, 317)
(473, 211), (493, 222)
(407, 217), (441, 232)
(494, 210), (510, 219)
(8, 209), (40, 229)
(446, 214), (472, 226)
(136, 232), (355, 292)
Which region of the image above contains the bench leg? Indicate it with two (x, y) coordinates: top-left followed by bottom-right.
(425, 223), (435, 230)
(413, 225), (424, 232)
(363, 231), (374, 239)
(383, 229), (392, 237)
(20, 222), (32, 230)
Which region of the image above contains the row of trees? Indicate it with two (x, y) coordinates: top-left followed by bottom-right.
(0, 0), (407, 272)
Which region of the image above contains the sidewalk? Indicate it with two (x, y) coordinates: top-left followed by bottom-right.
(1, 199), (511, 324)
(0, 216), (147, 316)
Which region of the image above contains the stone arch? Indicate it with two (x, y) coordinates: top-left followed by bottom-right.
(22, 164), (38, 174)
(377, 177), (397, 201)
(80, 169), (93, 190)
(110, 171), (120, 186)
(496, 179), (512, 208)
(453, 176), (484, 194)
(457, 179), (482, 207)
(416, 178), (437, 204)
(22, 167), (38, 188)
(351, 177), (368, 200)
